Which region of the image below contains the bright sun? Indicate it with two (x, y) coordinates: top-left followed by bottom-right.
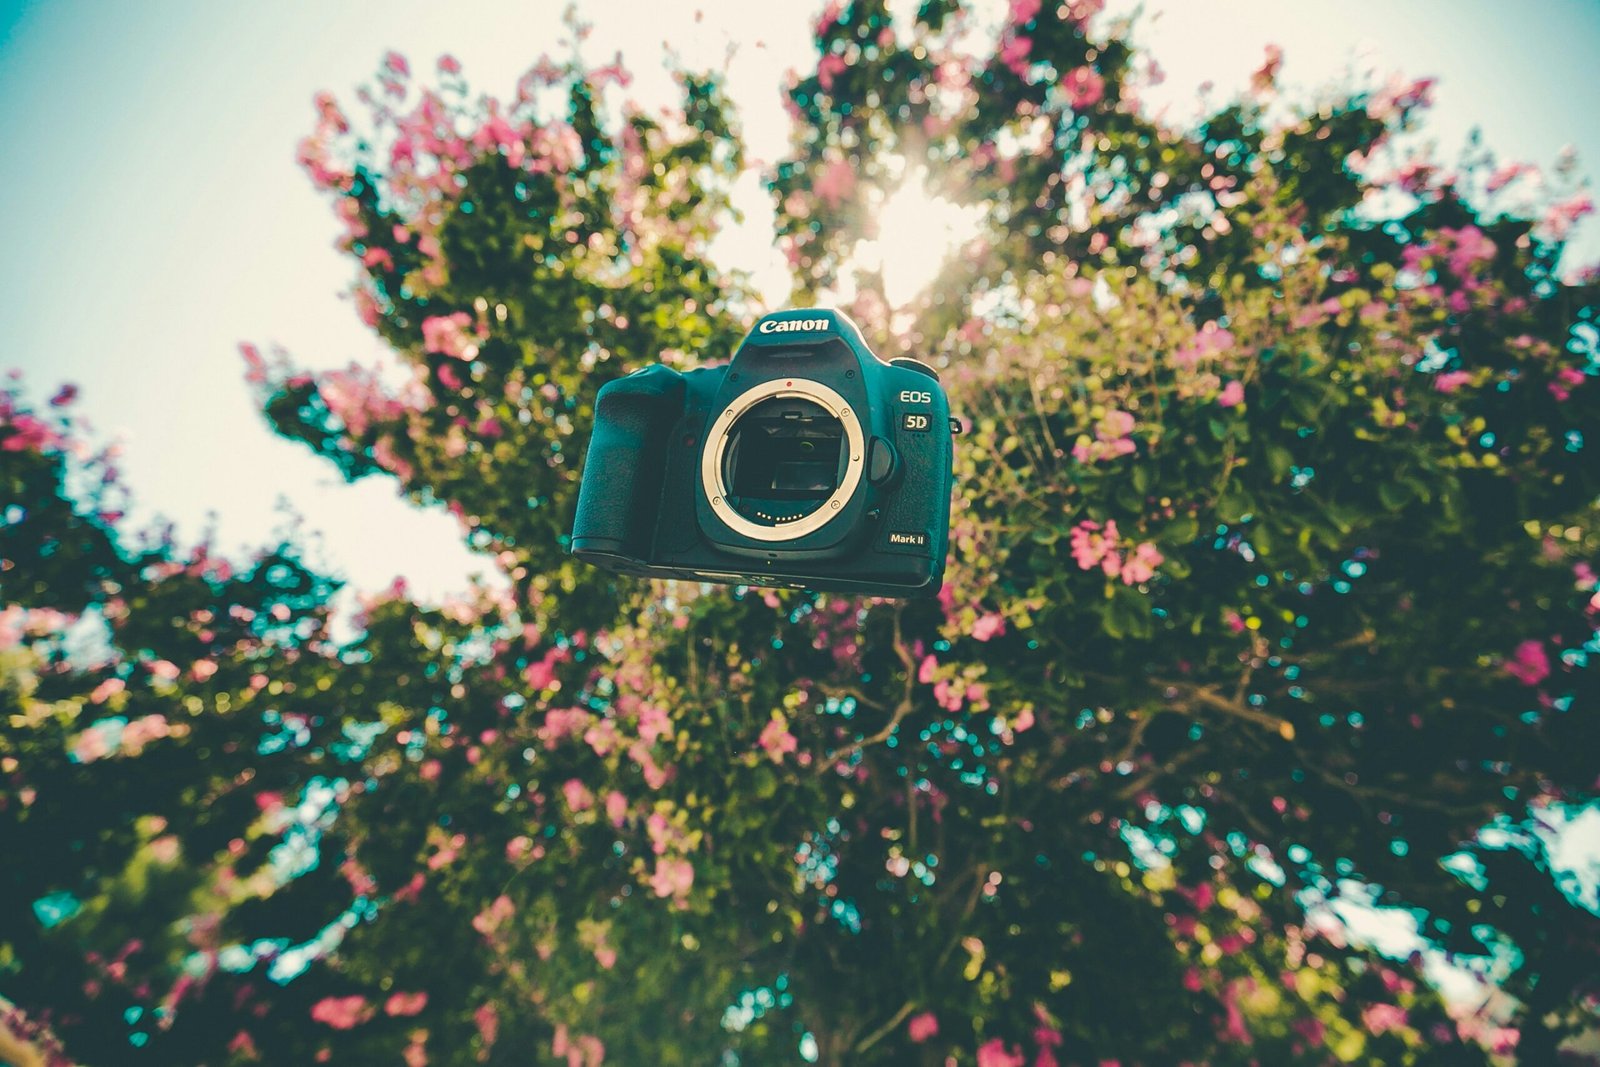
(852, 164), (984, 308)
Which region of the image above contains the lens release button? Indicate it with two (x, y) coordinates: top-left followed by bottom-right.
(868, 436), (897, 484)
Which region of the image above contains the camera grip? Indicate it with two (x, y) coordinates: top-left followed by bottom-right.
(571, 366), (685, 562)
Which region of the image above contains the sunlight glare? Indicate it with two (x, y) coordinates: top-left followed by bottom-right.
(854, 165), (984, 308)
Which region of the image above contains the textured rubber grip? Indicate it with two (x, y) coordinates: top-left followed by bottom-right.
(570, 366), (685, 561)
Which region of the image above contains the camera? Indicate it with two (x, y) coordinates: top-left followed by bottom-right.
(569, 308), (955, 597)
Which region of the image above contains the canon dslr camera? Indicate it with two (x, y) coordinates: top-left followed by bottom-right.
(570, 308), (954, 597)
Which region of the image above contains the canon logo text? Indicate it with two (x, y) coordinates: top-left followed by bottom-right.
(759, 318), (830, 334)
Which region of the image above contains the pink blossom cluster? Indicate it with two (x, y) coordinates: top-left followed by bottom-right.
(1069, 520), (1165, 585)
(310, 995), (373, 1030)
(1485, 161), (1538, 194)
(812, 156), (857, 210)
(1548, 365), (1586, 402)
(817, 52), (848, 92)
(71, 714), (171, 764)
(1576, 562), (1600, 614)
(420, 312), (483, 360)
(317, 363), (420, 438)
(0, 604), (77, 650)
(384, 992), (428, 1017)
(1071, 409), (1137, 464)
(1539, 191), (1595, 243)
(908, 1012), (938, 1042)
(649, 855), (694, 900)
(1367, 75), (1437, 123)
(1171, 321), (1234, 369)
(551, 1023), (606, 1067)
(758, 716), (799, 763)
(1504, 639), (1550, 686)
(472, 894), (515, 938)
(976, 1037), (1024, 1067)
(1062, 66), (1105, 110)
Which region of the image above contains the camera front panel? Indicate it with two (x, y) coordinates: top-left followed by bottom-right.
(570, 309), (955, 598)
(691, 314), (880, 560)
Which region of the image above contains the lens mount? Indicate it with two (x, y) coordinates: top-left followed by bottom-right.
(701, 378), (865, 542)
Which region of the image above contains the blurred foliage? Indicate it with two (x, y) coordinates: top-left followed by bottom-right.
(3, 3), (1599, 1065)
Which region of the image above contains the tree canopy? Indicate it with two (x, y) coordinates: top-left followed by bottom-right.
(2, 2), (1597, 1064)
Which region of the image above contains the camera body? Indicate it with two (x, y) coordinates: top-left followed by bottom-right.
(570, 309), (954, 597)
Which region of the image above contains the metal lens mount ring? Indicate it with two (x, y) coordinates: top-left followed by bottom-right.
(701, 377), (865, 543)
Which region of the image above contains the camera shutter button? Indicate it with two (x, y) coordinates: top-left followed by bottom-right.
(868, 436), (898, 484)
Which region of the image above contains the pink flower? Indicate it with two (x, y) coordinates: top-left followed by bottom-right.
(562, 778), (593, 811)
(1433, 370), (1473, 393)
(474, 1002), (499, 1050)
(148, 659), (180, 682)
(383, 51), (410, 77)
(971, 612), (1006, 642)
(1119, 542), (1164, 585)
(1542, 192), (1595, 241)
(472, 895), (515, 937)
(1486, 161), (1536, 193)
(1171, 321), (1234, 368)
(1064, 66), (1104, 109)
(1008, 0), (1041, 25)
(817, 52), (848, 92)
(604, 790), (628, 827)
(89, 677), (125, 704)
(594, 945), (617, 969)
(525, 647), (566, 692)
(650, 856), (695, 899)
(1250, 44), (1283, 93)
(385, 992), (428, 1017)
(438, 54), (461, 75)
(636, 703), (672, 745)
(1072, 410), (1137, 464)
(1218, 380), (1245, 407)
(1440, 225), (1497, 278)
(420, 313), (478, 359)
(1368, 75), (1435, 121)
(908, 1012), (939, 1043)
(1549, 366), (1586, 402)
(1362, 1002), (1407, 1035)
(999, 34), (1032, 78)
(1070, 519), (1122, 575)
(121, 714), (171, 756)
(814, 0), (843, 36)
(977, 1038), (1025, 1067)
(813, 158), (857, 210)
(311, 995), (373, 1030)
(758, 717), (798, 763)
(1505, 639), (1550, 686)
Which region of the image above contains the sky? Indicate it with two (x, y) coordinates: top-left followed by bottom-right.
(1, 0), (1595, 601)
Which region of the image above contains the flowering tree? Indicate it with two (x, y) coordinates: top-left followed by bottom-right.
(3, 3), (1598, 1064)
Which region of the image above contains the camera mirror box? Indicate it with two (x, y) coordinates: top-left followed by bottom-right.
(569, 308), (956, 597)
